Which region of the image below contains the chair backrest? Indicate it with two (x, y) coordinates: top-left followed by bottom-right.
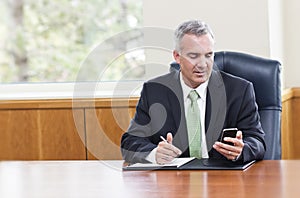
(170, 51), (282, 159)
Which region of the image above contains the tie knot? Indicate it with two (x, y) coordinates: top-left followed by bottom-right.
(189, 90), (199, 102)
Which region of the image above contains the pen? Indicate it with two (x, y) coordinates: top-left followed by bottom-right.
(160, 136), (168, 143)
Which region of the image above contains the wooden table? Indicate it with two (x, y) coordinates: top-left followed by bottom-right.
(0, 160), (299, 198)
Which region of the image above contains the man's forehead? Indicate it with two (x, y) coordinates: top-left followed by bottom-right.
(180, 34), (214, 49)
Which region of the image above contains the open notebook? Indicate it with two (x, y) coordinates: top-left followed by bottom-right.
(123, 157), (195, 171)
(123, 158), (256, 171)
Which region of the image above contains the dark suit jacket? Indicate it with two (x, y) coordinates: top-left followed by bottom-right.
(121, 69), (266, 163)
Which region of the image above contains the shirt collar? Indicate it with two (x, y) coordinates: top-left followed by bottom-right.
(180, 72), (208, 101)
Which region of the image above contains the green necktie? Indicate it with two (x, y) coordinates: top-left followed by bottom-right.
(187, 90), (201, 158)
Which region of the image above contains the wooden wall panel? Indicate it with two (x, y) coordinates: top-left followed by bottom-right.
(290, 98), (300, 158)
(281, 88), (300, 159)
(281, 97), (292, 159)
(86, 107), (136, 160)
(0, 110), (40, 160)
(38, 109), (86, 160)
(0, 98), (138, 160)
(0, 109), (86, 160)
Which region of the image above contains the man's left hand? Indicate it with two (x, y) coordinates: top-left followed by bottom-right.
(213, 130), (244, 161)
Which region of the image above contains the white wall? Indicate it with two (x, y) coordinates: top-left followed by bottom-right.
(143, 0), (300, 88)
(283, 0), (300, 88)
(144, 0), (271, 63)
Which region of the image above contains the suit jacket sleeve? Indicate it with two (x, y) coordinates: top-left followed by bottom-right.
(121, 76), (184, 163)
(205, 72), (266, 161)
(207, 73), (266, 162)
(236, 82), (266, 162)
(121, 83), (157, 163)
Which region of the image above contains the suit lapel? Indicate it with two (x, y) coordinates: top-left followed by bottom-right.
(152, 71), (189, 153)
(205, 70), (227, 151)
(168, 71), (189, 153)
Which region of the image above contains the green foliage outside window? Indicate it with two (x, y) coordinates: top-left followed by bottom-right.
(0, 0), (143, 83)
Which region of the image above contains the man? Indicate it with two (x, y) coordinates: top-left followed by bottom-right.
(121, 20), (266, 164)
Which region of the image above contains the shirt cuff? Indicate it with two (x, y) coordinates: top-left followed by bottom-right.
(145, 147), (157, 163)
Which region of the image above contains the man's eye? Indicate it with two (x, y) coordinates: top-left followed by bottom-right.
(206, 53), (214, 58)
(188, 54), (198, 59)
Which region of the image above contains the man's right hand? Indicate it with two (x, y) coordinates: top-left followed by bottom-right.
(156, 133), (182, 164)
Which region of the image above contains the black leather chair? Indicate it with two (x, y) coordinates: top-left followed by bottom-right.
(170, 51), (282, 159)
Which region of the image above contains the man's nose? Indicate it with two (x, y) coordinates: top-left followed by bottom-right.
(195, 57), (206, 67)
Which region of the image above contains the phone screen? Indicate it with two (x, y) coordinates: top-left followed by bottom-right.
(221, 128), (238, 146)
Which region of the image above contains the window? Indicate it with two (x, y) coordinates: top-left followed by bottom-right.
(0, 0), (145, 99)
(0, 0), (144, 82)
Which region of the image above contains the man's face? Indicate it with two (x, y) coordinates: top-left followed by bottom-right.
(173, 33), (214, 88)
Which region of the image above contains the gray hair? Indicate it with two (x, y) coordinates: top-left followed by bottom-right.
(174, 20), (214, 52)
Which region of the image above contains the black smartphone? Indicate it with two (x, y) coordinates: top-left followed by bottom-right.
(221, 128), (238, 146)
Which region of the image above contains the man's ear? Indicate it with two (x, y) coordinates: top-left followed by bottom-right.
(173, 50), (180, 63)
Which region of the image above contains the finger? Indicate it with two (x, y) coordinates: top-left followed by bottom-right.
(213, 142), (239, 158)
(215, 141), (241, 153)
(225, 153), (237, 161)
(167, 132), (173, 144)
(162, 133), (182, 156)
(156, 152), (174, 164)
(223, 136), (243, 147)
(227, 150), (240, 160)
(236, 130), (243, 139)
(157, 157), (173, 165)
(158, 142), (182, 156)
(166, 143), (182, 156)
(156, 147), (177, 164)
(167, 133), (182, 155)
(221, 149), (238, 160)
(172, 146), (182, 156)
